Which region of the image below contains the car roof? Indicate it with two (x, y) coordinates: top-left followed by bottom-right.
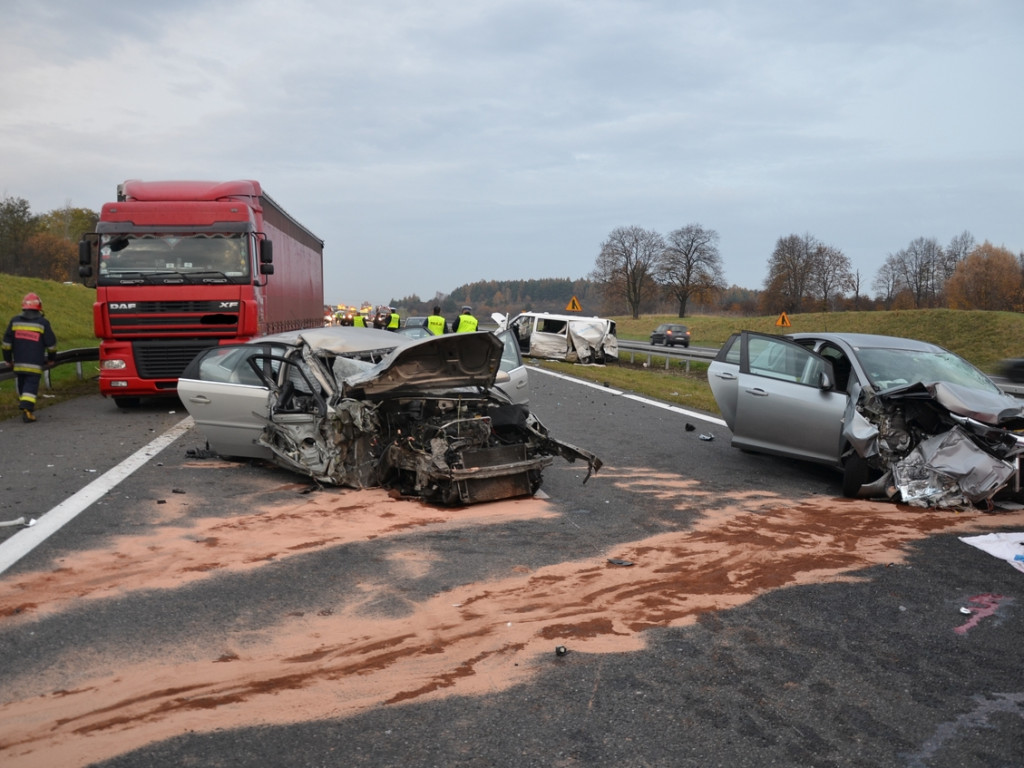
(786, 332), (947, 353)
(253, 326), (408, 355)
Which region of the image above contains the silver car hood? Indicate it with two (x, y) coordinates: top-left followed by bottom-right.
(881, 380), (1024, 427)
(342, 331), (502, 397)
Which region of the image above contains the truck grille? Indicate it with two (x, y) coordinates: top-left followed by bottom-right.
(133, 340), (218, 379)
(109, 300), (240, 337)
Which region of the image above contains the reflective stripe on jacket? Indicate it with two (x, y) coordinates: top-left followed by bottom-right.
(2, 311), (57, 371)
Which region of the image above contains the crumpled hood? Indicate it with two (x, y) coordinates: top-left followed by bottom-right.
(342, 331), (502, 397)
(882, 380), (1024, 428)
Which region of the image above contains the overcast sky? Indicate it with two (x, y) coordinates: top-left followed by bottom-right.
(3, 0), (1022, 307)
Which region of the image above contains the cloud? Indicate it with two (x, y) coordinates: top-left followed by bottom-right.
(2, 0), (1023, 302)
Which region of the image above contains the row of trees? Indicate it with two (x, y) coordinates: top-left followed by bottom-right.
(590, 223), (1024, 317)
(0, 195), (98, 282)
(590, 225), (726, 319)
(387, 277), (600, 319)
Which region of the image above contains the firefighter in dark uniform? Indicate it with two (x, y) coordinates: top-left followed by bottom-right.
(2, 293), (58, 422)
(425, 305), (447, 335)
(451, 306), (479, 333)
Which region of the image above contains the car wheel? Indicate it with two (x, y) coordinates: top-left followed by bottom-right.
(841, 454), (870, 498)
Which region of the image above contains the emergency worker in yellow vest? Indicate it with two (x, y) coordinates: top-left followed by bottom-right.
(452, 306), (478, 333)
(386, 307), (400, 331)
(352, 312), (367, 327)
(425, 305), (448, 335)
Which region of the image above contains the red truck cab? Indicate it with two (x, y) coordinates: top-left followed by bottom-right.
(79, 180), (324, 405)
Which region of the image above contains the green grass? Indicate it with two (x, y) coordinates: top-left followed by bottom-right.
(4, 273), (1024, 422)
(611, 309), (1024, 373)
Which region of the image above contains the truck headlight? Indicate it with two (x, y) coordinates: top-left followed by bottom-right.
(101, 359), (128, 370)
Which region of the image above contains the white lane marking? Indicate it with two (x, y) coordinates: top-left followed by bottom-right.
(0, 417), (194, 575)
(531, 366), (727, 427)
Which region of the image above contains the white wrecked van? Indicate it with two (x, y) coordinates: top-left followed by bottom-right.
(494, 312), (618, 364)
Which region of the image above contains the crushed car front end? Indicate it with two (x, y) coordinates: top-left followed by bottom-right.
(255, 330), (602, 505)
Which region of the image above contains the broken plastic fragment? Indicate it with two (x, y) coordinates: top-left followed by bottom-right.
(699, 433), (715, 441)
(607, 558), (634, 567)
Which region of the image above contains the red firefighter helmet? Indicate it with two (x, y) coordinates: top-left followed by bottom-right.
(21, 292), (42, 311)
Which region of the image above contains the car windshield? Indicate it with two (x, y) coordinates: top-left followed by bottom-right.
(855, 346), (999, 393)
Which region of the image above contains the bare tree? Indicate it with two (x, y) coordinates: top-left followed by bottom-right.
(941, 230), (975, 284)
(872, 256), (900, 310)
(761, 233), (819, 313)
(657, 224), (725, 318)
(591, 226), (665, 319)
(890, 237), (943, 308)
(809, 243), (854, 311)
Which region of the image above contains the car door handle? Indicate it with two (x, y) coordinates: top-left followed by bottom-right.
(715, 371), (737, 380)
(744, 387), (769, 397)
(188, 395), (211, 404)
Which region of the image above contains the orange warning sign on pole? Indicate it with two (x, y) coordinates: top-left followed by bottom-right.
(776, 311), (791, 327)
(566, 296), (582, 312)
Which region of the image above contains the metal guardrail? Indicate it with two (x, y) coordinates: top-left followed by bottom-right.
(0, 347), (99, 385)
(617, 339), (717, 371)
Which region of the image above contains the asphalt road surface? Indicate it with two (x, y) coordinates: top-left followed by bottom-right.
(0, 368), (1022, 767)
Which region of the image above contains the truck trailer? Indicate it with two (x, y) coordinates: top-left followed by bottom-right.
(79, 180), (324, 405)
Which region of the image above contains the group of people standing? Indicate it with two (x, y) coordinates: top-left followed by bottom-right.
(424, 305), (478, 335)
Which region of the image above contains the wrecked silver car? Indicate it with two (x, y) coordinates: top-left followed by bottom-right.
(708, 331), (1024, 508)
(178, 327), (601, 505)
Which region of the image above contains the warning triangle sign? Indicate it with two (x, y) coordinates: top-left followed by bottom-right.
(565, 296), (582, 312)
(776, 311), (791, 327)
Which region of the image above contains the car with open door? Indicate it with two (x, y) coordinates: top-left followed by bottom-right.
(708, 331), (1024, 508)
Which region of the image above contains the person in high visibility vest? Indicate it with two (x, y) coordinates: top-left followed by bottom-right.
(387, 307), (400, 331)
(352, 312), (367, 327)
(452, 306), (478, 333)
(425, 305), (448, 335)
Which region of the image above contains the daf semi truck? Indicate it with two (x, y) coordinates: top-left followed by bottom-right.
(79, 180), (324, 405)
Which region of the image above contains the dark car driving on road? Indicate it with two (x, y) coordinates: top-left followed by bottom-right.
(650, 323), (690, 347)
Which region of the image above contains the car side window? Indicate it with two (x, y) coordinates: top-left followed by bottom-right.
(747, 336), (822, 386)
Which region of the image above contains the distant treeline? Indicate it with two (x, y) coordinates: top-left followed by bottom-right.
(389, 277), (604, 319)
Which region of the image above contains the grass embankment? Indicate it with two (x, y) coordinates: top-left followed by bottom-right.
(1, 275), (98, 421)
(4, 273), (1024, 422)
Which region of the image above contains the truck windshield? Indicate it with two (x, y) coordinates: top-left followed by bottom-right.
(98, 234), (252, 285)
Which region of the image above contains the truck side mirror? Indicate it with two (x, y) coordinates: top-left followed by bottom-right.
(78, 239), (94, 280)
(260, 239), (273, 264)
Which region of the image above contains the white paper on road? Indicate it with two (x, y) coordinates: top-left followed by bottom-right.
(960, 532), (1024, 574)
